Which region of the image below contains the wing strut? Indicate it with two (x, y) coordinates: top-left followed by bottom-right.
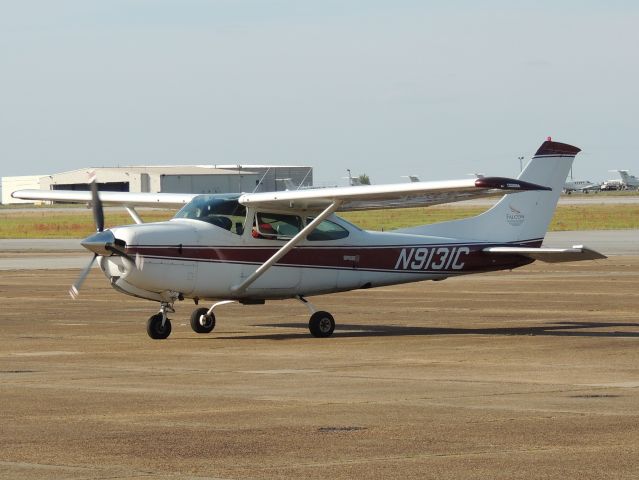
(125, 206), (144, 224)
(230, 201), (342, 294)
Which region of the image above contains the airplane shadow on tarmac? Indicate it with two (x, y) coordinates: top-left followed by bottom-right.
(216, 321), (639, 340)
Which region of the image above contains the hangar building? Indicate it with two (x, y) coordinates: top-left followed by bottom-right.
(1, 175), (46, 205)
(1, 164), (313, 204)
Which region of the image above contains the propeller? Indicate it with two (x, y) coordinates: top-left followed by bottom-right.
(69, 253), (98, 299)
(91, 172), (104, 233)
(69, 173), (105, 299)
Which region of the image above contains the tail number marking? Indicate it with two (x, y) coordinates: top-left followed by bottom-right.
(394, 247), (470, 271)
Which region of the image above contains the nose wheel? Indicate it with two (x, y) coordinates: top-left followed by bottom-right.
(147, 313), (172, 339)
(146, 302), (175, 339)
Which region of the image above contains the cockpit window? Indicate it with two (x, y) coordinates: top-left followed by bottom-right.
(174, 195), (246, 235)
(250, 212), (350, 241)
(252, 212), (302, 239)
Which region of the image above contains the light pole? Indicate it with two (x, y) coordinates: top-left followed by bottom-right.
(518, 156), (524, 173)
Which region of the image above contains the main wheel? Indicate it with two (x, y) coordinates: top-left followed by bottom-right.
(147, 313), (172, 340)
(190, 307), (215, 334)
(309, 311), (335, 338)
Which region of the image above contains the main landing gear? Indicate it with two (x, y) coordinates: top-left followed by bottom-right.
(189, 301), (235, 334)
(190, 307), (215, 334)
(297, 296), (335, 338)
(145, 297), (336, 339)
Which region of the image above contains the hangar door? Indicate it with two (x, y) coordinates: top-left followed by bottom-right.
(160, 174), (261, 194)
(52, 182), (129, 192)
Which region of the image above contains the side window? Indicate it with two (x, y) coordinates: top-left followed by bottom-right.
(306, 218), (349, 241)
(253, 213), (302, 239)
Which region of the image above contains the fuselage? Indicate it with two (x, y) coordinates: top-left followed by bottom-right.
(95, 195), (536, 303)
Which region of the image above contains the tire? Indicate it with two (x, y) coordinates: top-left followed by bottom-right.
(190, 307), (215, 334)
(147, 313), (172, 340)
(309, 311), (335, 338)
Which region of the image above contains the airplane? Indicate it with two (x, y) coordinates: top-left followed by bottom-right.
(563, 179), (601, 193)
(345, 169), (371, 186)
(12, 138), (606, 340)
(276, 178), (300, 191)
(402, 175), (421, 183)
(614, 170), (639, 190)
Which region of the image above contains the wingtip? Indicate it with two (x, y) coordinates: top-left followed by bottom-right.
(474, 177), (552, 191)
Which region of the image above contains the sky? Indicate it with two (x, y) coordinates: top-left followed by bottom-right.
(1, 0), (638, 186)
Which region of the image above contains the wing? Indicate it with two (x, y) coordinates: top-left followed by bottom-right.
(239, 177), (551, 212)
(11, 189), (196, 208)
(483, 245), (607, 263)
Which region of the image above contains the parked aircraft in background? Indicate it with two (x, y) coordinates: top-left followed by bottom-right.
(277, 178), (300, 191)
(563, 179), (601, 193)
(402, 175), (421, 183)
(12, 139), (605, 340)
(615, 170), (639, 190)
(600, 179), (624, 191)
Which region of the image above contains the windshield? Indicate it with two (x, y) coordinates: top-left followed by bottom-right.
(174, 194), (246, 235)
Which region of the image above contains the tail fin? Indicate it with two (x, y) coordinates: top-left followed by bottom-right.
(616, 170), (639, 188)
(617, 170), (630, 182)
(399, 139), (580, 244)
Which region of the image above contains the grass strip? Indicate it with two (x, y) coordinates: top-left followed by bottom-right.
(0, 204), (638, 238)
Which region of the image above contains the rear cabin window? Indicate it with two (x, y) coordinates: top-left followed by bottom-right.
(174, 195), (246, 235)
(306, 218), (349, 241)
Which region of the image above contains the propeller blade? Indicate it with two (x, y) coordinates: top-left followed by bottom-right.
(69, 253), (97, 299)
(89, 172), (104, 232)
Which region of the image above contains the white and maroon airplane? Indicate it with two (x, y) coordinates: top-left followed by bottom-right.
(13, 138), (605, 339)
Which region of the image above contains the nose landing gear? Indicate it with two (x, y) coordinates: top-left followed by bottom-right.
(146, 302), (174, 340)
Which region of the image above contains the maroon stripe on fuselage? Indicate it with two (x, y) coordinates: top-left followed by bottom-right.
(126, 239), (541, 274)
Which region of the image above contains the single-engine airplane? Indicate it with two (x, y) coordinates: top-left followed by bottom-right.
(13, 138), (606, 340)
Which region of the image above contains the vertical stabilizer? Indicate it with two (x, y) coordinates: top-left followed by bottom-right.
(398, 139), (580, 244)
(617, 170), (639, 189)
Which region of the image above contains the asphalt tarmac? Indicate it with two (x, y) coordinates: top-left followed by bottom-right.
(1, 254), (638, 479)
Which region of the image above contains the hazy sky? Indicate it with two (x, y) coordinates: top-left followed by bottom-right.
(1, 1), (638, 185)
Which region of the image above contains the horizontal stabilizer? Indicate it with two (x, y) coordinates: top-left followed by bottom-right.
(483, 245), (607, 263)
